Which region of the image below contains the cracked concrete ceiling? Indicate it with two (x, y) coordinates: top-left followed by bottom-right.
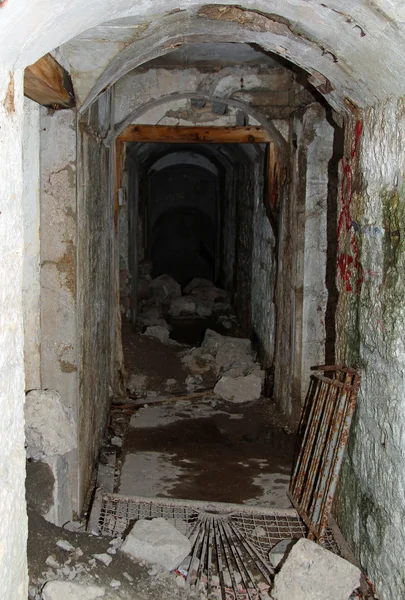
(3, 1), (405, 112)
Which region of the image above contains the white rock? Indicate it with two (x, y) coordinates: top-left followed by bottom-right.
(120, 517), (192, 571)
(271, 538), (361, 600)
(190, 285), (228, 302)
(169, 296), (196, 316)
(122, 572), (133, 582)
(214, 374), (262, 402)
(110, 580), (121, 588)
(215, 338), (254, 375)
(143, 325), (171, 344)
(127, 374), (148, 395)
(25, 390), (77, 459)
(42, 581), (105, 600)
(93, 553), (112, 566)
(183, 278), (214, 294)
(45, 556), (60, 569)
(185, 374), (203, 392)
(110, 436), (122, 448)
(150, 274), (181, 303)
(268, 538), (297, 568)
(196, 302), (213, 317)
(56, 540), (75, 552)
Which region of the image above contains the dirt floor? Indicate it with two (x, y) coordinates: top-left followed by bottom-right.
(27, 507), (193, 599)
(116, 319), (295, 508)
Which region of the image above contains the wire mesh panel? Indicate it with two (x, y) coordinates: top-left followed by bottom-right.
(88, 492), (342, 599)
(288, 365), (361, 543)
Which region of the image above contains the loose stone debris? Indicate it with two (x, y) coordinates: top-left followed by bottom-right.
(120, 518), (192, 572)
(42, 581), (106, 600)
(271, 538), (361, 600)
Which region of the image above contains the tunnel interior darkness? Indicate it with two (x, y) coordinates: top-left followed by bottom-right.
(148, 161), (219, 286)
(124, 141), (270, 330)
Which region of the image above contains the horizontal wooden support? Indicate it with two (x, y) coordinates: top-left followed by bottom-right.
(24, 53), (75, 109)
(117, 125), (272, 143)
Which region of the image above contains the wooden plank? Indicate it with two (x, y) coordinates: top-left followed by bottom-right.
(24, 53), (75, 109)
(117, 125), (272, 143)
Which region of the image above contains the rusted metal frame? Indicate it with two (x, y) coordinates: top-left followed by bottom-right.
(311, 364), (359, 376)
(291, 378), (330, 500)
(316, 372), (360, 541)
(217, 521), (244, 600)
(306, 383), (348, 538)
(299, 379), (340, 515)
(228, 521), (274, 584)
(213, 518), (228, 600)
(290, 376), (326, 494)
(221, 520), (260, 599)
(289, 367), (360, 543)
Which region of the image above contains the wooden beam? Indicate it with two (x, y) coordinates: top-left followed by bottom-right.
(117, 125), (272, 143)
(24, 53), (75, 109)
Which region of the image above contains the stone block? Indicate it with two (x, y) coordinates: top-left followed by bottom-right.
(214, 373), (262, 402)
(169, 296), (197, 316)
(25, 389), (76, 460)
(120, 517), (191, 571)
(271, 538), (361, 600)
(42, 581), (105, 600)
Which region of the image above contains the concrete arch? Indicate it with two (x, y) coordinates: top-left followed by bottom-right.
(109, 92), (287, 152)
(150, 151), (219, 176)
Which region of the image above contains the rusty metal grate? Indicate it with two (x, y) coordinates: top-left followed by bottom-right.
(288, 365), (361, 544)
(88, 492), (341, 599)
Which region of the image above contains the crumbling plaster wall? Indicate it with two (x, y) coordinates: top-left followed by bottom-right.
(0, 67), (28, 600)
(22, 98), (41, 390)
(274, 104), (333, 422)
(334, 100), (405, 600)
(113, 65), (311, 129)
(77, 91), (115, 508)
(40, 108), (79, 510)
(251, 155), (277, 368)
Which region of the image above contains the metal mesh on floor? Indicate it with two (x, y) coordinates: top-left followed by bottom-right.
(89, 491), (343, 599)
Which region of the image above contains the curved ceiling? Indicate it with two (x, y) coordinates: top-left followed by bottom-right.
(3, 1), (405, 112)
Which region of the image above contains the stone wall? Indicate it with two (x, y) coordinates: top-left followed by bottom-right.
(334, 99), (405, 600)
(77, 92), (115, 509)
(22, 98), (41, 390)
(274, 104), (333, 422)
(40, 108), (79, 509)
(0, 67), (28, 600)
(251, 153), (277, 368)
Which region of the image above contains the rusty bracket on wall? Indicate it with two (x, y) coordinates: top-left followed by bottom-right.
(288, 365), (361, 543)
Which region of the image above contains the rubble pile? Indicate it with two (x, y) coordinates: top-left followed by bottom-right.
(180, 329), (265, 403)
(135, 271), (236, 339)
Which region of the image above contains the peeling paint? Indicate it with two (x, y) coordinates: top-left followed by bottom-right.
(3, 73), (15, 112)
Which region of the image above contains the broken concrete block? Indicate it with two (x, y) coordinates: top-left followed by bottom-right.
(25, 389), (76, 459)
(190, 285), (228, 302)
(42, 581), (105, 600)
(214, 373), (262, 403)
(183, 277), (213, 294)
(143, 325), (171, 344)
(120, 517), (192, 571)
(169, 296), (197, 316)
(268, 538), (297, 568)
(150, 274), (181, 303)
(127, 373), (148, 395)
(93, 553), (112, 566)
(215, 338), (254, 375)
(271, 538), (361, 600)
(56, 539), (75, 552)
(196, 302), (213, 317)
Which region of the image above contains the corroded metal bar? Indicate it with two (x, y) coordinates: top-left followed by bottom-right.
(289, 365), (361, 543)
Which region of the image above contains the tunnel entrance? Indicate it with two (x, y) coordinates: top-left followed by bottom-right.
(112, 123), (296, 507)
